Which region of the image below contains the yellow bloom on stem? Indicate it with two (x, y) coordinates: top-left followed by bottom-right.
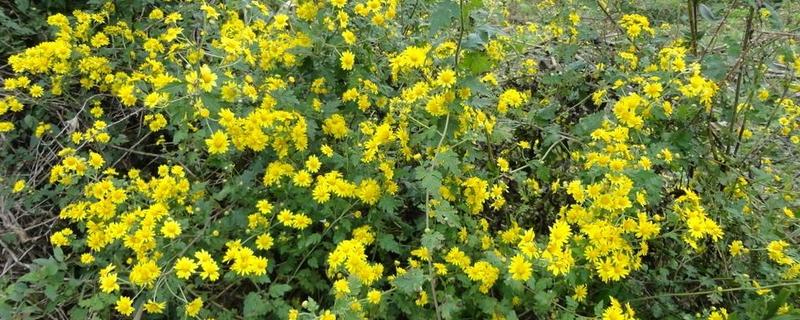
(174, 257), (198, 279)
(12, 180), (25, 193)
(98, 264), (119, 293)
(340, 50), (355, 70)
(508, 254), (532, 281)
(367, 290), (382, 304)
(144, 299), (166, 314)
(205, 131), (229, 154)
(185, 297), (203, 317)
(573, 284), (587, 302)
(115, 296), (135, 316)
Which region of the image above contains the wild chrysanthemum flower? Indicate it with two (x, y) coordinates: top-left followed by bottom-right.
(115, 296), (135, 316)
(340, 50), (355, 70)
(508, 254), (532, 281)
(205, 131), (229, 154)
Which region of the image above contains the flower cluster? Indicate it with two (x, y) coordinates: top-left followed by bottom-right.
(2, 0), (799, 319)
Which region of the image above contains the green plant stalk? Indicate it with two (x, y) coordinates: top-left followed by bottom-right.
(688, 0), (698, 56)
(732, 59), (766, 155)
(726, 6), (755, 154)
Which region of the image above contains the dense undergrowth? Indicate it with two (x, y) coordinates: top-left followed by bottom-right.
(1, 0), (800, 319)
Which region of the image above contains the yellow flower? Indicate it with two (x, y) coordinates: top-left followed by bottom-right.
(572, 284), (587, 302)
(435, 68), (457, 88)
(12, 179), (25, 193)
(144, 299), (166, 314)
(342, 30), (356, 45)
(340, 50), (355, 70)
(255, 233), (274, 250)
(465, 260), (499, 293)
(767, 240), (794, 265)
(462, 177), (489, 214)
(50, 228), (73, 247)
(619, 14), (654, 38)
(445, 247), (471, 269)
(322, 114), (349, 139)
(161, 219), (182, 239)
(185, 297), (203, 317)
(115, 296), (135, 316)
(305, 155), (322, 173)
(205, 131), (229, 154)
(320, 310), (336, 320)
(198, 64), (217, 92)
(80, 253), (94, 264)
(174, 257), (198, 279)
(643, 82), (662, 98)
(367, 290), (382, 304)
(288, 309), (299, 320)
(356, 178), (381, 205)
(333, 278), (350, 297)
(195, 250), (221, 281)
(729, 240), (748, 257)
(129, 259), (161, 287)
(99, 264), (119, 293)
(497, 88), (526, 113)
(659, 148), (673, 163)
(29, 85), (44, 97)
(508, 254), (532, 281)
(415, 291), (428, 306)
(149, 8), (164, 20)
(497, 157), (510, 173)
(330, 0), (347, 9)
(708, 308), (728, 320)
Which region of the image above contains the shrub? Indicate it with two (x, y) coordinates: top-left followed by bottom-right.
(1, 0), (799, 319)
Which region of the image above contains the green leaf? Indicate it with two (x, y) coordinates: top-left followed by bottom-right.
(173, 128), (188, 144)
(440, 298), (461, 319)
(763, 4), (784, 29)
(698, 4), (718, 21)
(53, 247), (64, 262)
(421, 231), (444, 250)
(462, 52), (493, 75)
(378, 234), (401, 254)
(243, 292), (269, 317)
(434, 201), (462, 227)
(415, 167), (442, 195)
(394, 268), (425, 294)
(14, 0), (30, 11)
(268, 284), (292, 298)
(429, 1), (459, 35)
(435, 149), (461, 175)
(303, 297), (319, 313)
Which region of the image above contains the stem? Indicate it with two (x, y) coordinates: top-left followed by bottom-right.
(726, 6), (756, 154)
(453, 0), (466, 77)
(596, 0), (641, 52)
(628, 281), (800, 302)
(688, 0), (698, 56)
(699, 0), (738, 62)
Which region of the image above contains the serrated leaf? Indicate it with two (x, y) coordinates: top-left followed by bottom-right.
(415, 167), (442, 194)
(434, 202), (462, 227)
(394, 268), (425, 294)
(378, 234), (401, 254)
(429, 1), (459, 35)
(243, 292), (269, 317)
(268, 284), (292, 298)
(435, 149), (460, 174)
(421, 231), (444, 250)
(462, 52), (492, 75)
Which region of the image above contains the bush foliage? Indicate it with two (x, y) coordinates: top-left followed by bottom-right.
(1, 0), (800, 319)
